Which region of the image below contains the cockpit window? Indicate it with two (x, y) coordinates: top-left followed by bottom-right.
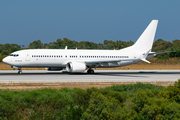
(9, 54), (19, 57)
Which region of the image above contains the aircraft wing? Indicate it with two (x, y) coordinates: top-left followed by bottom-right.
(85, 59), (139, 67)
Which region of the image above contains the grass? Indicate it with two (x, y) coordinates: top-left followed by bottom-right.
(0, 81), (175, 91)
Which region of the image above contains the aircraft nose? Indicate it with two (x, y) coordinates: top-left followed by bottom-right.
(2, 57), (8, 64)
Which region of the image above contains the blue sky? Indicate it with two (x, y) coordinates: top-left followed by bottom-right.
(0, 0), (180, 46)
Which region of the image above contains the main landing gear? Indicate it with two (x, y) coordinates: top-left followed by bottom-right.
(87, 69), (94, 74)
(18, 68), (22, 74)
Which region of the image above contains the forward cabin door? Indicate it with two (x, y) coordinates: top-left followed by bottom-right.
(25, 52), (30, 61)
(133, 53), (136, 59)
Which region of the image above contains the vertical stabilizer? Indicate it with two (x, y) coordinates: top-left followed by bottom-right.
(132, 20), (158, 52)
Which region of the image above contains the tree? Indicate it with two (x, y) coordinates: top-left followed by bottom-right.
(11, 48), (20, 53)
(1, 50), (10, 55)
(29, 40), (43, 49)
(172, 39), (180, 50)
(152, 39), (172, 52)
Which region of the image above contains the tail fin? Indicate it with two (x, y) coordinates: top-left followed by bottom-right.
(132, 20), (158, 52)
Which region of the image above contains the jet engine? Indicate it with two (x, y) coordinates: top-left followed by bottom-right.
(66, 61), (86, 72)
(45, 67), (63, 71)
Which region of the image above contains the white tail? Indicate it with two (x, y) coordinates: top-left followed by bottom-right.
(132, 20), (158, 52)
(120, 20), (158, 63)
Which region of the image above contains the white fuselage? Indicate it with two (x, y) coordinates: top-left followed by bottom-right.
(3, 49), (142, 68)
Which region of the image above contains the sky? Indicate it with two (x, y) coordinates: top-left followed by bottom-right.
(0, 0), (180, 46)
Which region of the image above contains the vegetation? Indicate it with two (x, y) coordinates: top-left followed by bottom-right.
(0, 43), (21, 55)
(1, 80), (180, 119)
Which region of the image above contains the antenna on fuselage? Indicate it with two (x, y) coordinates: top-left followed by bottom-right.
(65, 46), (67, 50)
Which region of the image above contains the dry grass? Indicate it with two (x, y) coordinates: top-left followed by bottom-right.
(0, 81), (175, 91)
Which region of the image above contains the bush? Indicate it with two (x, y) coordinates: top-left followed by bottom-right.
(0, 81), (180, 119)
(11, 48), (20, 53)
(1, 50), (9, 55)
(0, 55), (7, 62)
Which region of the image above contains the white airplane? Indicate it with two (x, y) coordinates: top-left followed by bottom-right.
(3, 20), (161, 74)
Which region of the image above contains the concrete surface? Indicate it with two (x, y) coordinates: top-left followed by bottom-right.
(0, 70), (179, 84)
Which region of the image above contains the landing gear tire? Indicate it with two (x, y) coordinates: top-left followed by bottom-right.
(18, 70), (22, 74)
(87, 69), (94, 74)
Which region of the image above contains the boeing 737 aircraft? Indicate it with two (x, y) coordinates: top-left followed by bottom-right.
(3, 20), (162, 74)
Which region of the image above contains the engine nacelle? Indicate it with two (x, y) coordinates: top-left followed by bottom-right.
(45, 67), (63, 71)
(66, 61), (86, 73)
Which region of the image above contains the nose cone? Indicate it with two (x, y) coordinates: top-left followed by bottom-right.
(2, 57), (8, 64)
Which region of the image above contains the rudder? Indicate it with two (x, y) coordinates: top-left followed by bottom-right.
(132, 20), (158, 52)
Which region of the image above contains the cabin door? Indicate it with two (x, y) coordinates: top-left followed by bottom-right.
(25, 52), (30, 61)
(133, 53), (136, 58)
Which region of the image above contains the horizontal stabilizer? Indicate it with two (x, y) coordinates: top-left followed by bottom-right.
(141, 58), (150, 63)
(148, 51), (176, 56)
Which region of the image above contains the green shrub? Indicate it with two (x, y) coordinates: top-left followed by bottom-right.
(1, 50), (9, 55)
(0, 55), (7, 62)
(0, 81), (180, 119)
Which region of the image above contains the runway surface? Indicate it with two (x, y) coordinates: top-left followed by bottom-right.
(0, 70), (180, 84)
